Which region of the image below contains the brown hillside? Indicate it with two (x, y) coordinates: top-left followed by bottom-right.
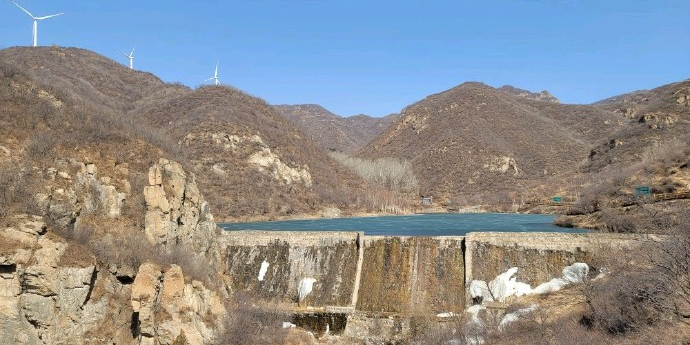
(562, 79), (690, 221)
(0, 46), (169, 112)
(0, 46), (369, 221)
(0, 51), (167, 228)
(275, 104), (398, 153)
(357, 82), (625, 203)
(498, 85), (560, 103)
(584, 78), (690, 174)
(131, 88), (369, 219)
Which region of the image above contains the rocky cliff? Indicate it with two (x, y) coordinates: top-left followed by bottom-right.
(0, 158), (227, 345)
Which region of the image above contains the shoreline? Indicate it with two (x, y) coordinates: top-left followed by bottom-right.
(215, 205), (497, 224)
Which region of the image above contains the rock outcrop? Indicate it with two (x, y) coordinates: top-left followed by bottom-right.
(143, 158), (219, 258)
(131, 263), (226, 345)
(0, 214), (119, 345)
(498, 85), (560, 103)
(35, 160), (128, 228)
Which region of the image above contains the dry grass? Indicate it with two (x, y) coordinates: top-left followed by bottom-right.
(357, 81), (625, 204)
(275, 104), (398, 153)
(0, 46), (374, 224)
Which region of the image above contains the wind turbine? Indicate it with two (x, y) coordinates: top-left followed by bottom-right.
(12, 1), (63, 47)
(122, 47), (135, 69)
(204, 61), (220, 85)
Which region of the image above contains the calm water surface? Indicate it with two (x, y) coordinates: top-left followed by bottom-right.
(219, 213), (585, 236)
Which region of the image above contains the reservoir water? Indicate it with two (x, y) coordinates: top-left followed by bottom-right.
(219, 213), (585, 236)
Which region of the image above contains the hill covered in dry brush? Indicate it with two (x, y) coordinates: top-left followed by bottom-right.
(357, 81), (626, 207)
(275, 104), (398, 153)
(0, 46), (372, 221)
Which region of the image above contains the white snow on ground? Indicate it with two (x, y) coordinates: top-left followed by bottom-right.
(487, 267), (532, 302)
(282, 322), (296, 329)
(298, 277), (317, 301)
(532, 262), (589, 294)
(258, 259), (269, 281)
(499, 304), (538, 330)
(465, 305), (487, 345)
(470, 263), (590, 302)
(470, 280), (493, 303)
(464, 263), (590, 345)
(436, 312), (457, 318)
(466, 305), (486, 325)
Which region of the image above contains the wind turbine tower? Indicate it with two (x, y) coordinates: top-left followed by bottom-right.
(205, 61), (220, 85)
(12, 1), (63, 47)
(123, 47), (135, 69)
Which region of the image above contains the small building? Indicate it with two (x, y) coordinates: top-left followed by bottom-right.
(421, 196), (433, 206)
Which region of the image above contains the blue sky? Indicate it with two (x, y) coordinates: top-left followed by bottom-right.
(1, 0), (688, 117)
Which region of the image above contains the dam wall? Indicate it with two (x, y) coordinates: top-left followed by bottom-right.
(220, 231), (361, 308)
(465, 232), (658, 287)
(219, 230), (655, 315)
(356, 236), (465, 315)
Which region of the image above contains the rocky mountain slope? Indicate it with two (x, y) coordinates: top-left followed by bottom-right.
(586, 78), (690, 174)
(498, 85), (560, 103)
(357, 82), (625, 204)
(0, 46), (369, 221)
(0, 55), (227, 344)
(275, 104), (398, 153)
(561, 78), (690, 228)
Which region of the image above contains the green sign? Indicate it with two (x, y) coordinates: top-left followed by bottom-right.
(635, 186), (651, 196)
(551, 196), (562, 203)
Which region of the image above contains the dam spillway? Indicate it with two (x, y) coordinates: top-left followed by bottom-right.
(219, 231), (654, 316)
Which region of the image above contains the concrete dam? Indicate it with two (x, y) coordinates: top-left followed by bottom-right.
(219, 231), (652, 333)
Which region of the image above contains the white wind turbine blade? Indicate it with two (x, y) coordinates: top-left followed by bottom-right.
(122, 52), (130, 57)
(130, 46), (136, 56)
(12, 1), (35, 19)
(35, 13), (63, 20)
(214, 61), (218, 78)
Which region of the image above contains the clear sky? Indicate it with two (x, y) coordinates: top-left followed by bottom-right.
(1, 0), (688, 117)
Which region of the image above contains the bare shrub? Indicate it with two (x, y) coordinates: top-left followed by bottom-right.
(0, 163), (42, 221)
(584, 208), (690, 335)
(330, 152), (419, 193)
(584, 269), (671, 334)
(213, 293), (289, 345)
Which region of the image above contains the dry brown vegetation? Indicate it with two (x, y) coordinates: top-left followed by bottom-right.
(275, 104), (398, 153)
(406, 207), (690, 345)
(356, 81), (626, 205)
(557, 78), (690, 231)
(212, 293), (292, 345)
(0, 46), (376, 223)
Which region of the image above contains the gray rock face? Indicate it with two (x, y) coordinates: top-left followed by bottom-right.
(1, 215), (102, 345)
(2, 213), (226, 345)
(130, 263), (226, 345)
(143, 158), (219, 259)
(36, 161), (127, 228)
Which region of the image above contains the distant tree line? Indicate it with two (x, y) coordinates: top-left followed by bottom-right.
(329, 152), (419, 193)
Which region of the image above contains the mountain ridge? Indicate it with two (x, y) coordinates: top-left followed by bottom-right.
(275, 103), (398, 153)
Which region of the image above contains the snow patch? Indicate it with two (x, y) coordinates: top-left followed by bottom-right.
(532, 262), (589, 294)
(499, 304), (538, 330)
(258, 259), (269, 281)
(470, 263), (590, 303)
(466, 305), (486, 325)
(436, 312), (457, 318)
(488, 267), (532, 302)
(469, 280), (492, 303)
(298, 277), (317, 301)
(282, 322), (296, 329)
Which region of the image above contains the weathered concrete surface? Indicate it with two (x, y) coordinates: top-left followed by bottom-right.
(220, 231), (361, 308)
(465, 232), (657, 294)
(356, 236), (465, 315)
(220, 230), (658, 318)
